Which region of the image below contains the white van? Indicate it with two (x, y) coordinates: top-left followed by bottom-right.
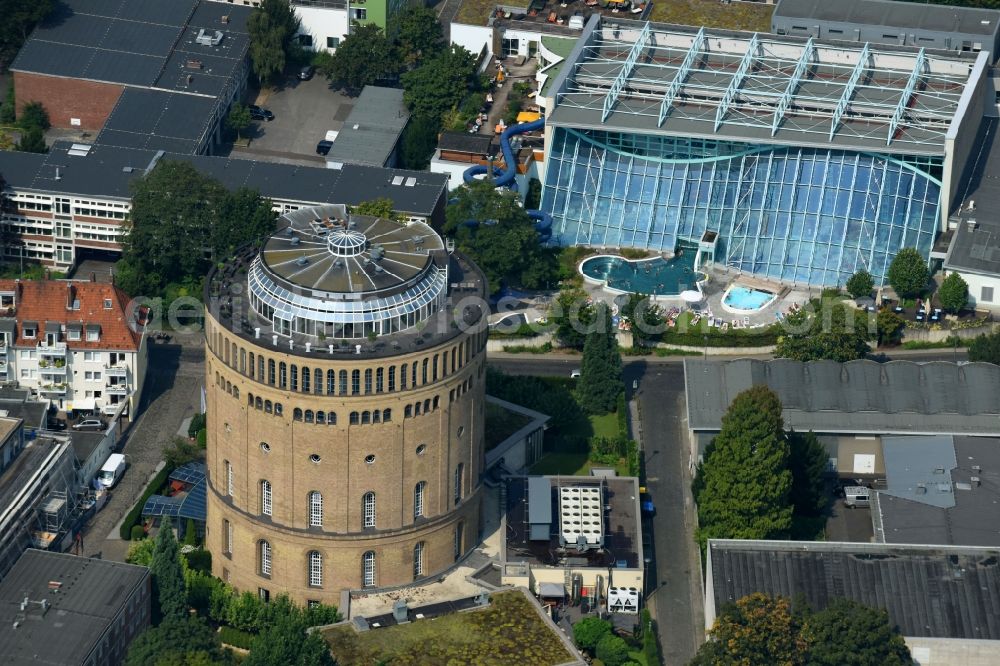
(844, 486), (870, 508)
(97, 453), (126, 489)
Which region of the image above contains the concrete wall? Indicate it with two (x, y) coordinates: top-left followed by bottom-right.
(943, 51), (990, 227)
(13, 72), (123, 131)
(451, 23), (493, 59)
(948, 270), (1000, 312)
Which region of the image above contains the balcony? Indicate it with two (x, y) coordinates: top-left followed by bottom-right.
(37, 342), (67, 357)
(39, 383), (68, 395)
(105, 383), (129, 396)
(38, 361), (67, 375)
(102, 402), (123, 416)
(104, 364), (128, 378)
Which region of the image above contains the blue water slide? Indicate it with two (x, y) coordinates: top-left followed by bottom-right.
(462, 118), (550, 240)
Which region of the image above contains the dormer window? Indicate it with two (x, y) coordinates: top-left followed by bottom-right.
(67, 324), (82, 341)
(103, 298), (112, 310)
(23, 322), (37, 339)
(86, 324), (101, 342)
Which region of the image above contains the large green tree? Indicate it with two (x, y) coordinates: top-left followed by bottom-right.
(150, 518), (186, 622)
(394, 6), (444, 66)
(691, 594), (806, 666)
(444, 181), (557, 292)
(693, 386), (793, 547)
(552, 286), (594, 351)
(788, 430), (830, 519)
(15, 126), (46, 153)
(399, 115), (440, 170)
(226, 103), (252, 140)
(0, 0), (54, 69)
(845, 269), (874, 299)
(577, 303), (623, 415)
(774, 300), (871, 362)
(17, 101), (49, 131)
(572, 616), (612, 651)
(243, 612), (335, 666)
(887, 247), (929, 298)
(247, 0), (300, 85)
(801, 599), (911, 666)
(968, 330), (1000, 364)
(125, 617), (229, 666)
(401, 45), (480, 124)
(329, 22), (398, 94)
(487, 368), (592, 452)
(594, 634), (630, 666)
(938, 272), (969, 313)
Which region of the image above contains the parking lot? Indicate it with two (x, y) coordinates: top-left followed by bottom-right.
(230, 76), (357, 165)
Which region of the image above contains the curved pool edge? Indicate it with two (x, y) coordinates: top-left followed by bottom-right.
(578, 253), (706, 300)
(720, 284), (779, 315)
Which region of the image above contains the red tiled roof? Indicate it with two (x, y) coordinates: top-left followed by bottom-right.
(0, 279), (143, 350)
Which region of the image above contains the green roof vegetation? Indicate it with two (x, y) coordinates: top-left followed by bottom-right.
(323, 591), (573, 665)
(485, 401), (535, 452)
(455, 0), (532, 26)
(648, 0), (774, 32)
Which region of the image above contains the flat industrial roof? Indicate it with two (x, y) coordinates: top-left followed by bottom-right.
(684, 358), (1000, 436)
(0, 550), (149, 665)
(945, 117), (1000, 276)
(97, 88), (219, 154)
(549, 17), (981, 155)
(873, 436), (1000, 547)
(0, 142), (448, 217)
(327, 86), (410, 167)
(708, 539), (1000, 640)
(774, 0), (1000, 37)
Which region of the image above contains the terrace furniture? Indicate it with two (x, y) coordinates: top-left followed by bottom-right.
(548, 10), (557, 22)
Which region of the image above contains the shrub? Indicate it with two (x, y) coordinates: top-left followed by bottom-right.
(184, 548), (212, 573)
(573, 617), (612, 651)
(595, 634), (630, 666)
(130, 524), (147, 541)
(196, 429), (207, 448)
(887, 248), (929, 298)
(183, 518), (198, 546)
(938, 272), (969, 314)
(845, 270), (874, 299)
(219, 625), (255, 650)
(18, 101), (50, 131)
(187, 412), (206, 437)
(119, 465), (172, 539)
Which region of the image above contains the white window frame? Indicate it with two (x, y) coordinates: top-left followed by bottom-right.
(414, 481), (425, 519)
(261, 480), (272, 516)
(309, 491), (323, 527)
(413, 542), (424, 579)
(224, 519), (233, 555)
(454, 464), (463, 505)
(362, 551), (375, 587)
(309, 551), (323, 587)
(260, 541), (272, 576)
(362, 492), (375, 528)
(226, 461), (233, 496)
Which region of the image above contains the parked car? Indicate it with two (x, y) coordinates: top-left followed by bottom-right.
(72, 419), (106, 431)
(96, 453), (126, 489)
(46, 418), (67, 431)
(570, 369), (581, 378)
(248, 105), (274, 121)
(299, 65), (315, 80)
(316, 139), (333, 156)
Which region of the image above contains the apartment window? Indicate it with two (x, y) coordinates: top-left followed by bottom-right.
(86, 327), (99, 342)
(362, 551), (375, 587)
(327, 36), (340, 49)
(352, 7), (367, 20)
(364, 368), (372, 394)
(351, 369), (360, 395)
(279, 362), (287, 389)
(23, 326), (35, 338)
(388, 366), (395, 391)
(413, 542), (425, 579)
(259, 540), (272, 576)
(290, 365), (298, 391)
(226, 460), (233, 496)
(308, 491), (323, 527)
(261, 480), (272, 517)
(67, 328), (80, 341)
(308, 551), (322, 587)
(328, 369), (336, 394)
(298, 33), (313, 47)
(454, 522), (464, 561)
(362, 492), (376, 528)
(302, 367), (310, 393)
(103, 298), (112, 309)
(400, 363), (407, 389)
(454, 464), (463, 505)
(223, 519), (233, 555)
(414, 481), (426, 519)
(982, 286), (995, 303)
(258, 587), (270, 602)
(84, 351), (97, 361)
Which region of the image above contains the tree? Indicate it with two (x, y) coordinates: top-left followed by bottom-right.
(247, 0), (300, 85)
(394, 6), (444, 66)
(552, 286), (594, 351)
(126, 537), (156, 567)
(17, 100), (49, 131)
(595, 634), (630, 666)
(0, 80), (15, 124)
(787, 430), (829, 519)
(938, 272), (969, 314)
(691, 593), (806, 666)
(15, 126), (47, 153)
(329, 22), (398, 94)
(399, 115), (439, 170)
(887, 248), (929, 298)
(150, 517), (187, 622)
(0, 0), (55, 69)
(693, 386), (793, 548)
(968, 330), (1000, 364)
(801, 598), (911, 666)
(243, 611), (335, 666)
(620, 293), (664, 347)
(845, 270), (874, 299)
(774, 301), (871, 362)
(572, 617), (612, 651)
(226, 103), (252, 140)
(126, 617), (229, 666)
(875, 309), (906, 346)
(354, 197), (399, 221)
(577, 304), (623, 415)
(402, 46), (480, 124)
(445, 181), (557, 292)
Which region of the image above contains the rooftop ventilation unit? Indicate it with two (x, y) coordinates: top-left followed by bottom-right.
(195, 29), (224, 46)
(967, 218), (977, 232)
(558, 485), (604, 550)
(67, 143), (92, 157)
(185, 59), (203, 69)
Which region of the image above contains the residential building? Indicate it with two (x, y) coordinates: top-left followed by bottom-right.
(205, 204), (487, 603)
(10, 0), (252, 154)
(706, 539), (1000, 663)
(0, 416), (24, 478)
(0, 141), (448, 271)
(0, 280), (147, 417)
(0, 549), (150, 666)
(325, 86), (410, 169)
(539, 17), (989, 287)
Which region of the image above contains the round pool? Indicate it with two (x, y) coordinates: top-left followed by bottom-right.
(721, 285), (777, 314)
(579, 254), (705, 297)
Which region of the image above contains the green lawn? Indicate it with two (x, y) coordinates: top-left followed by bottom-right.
(323, 591), (572, 665)
(590, 411), (620, 440)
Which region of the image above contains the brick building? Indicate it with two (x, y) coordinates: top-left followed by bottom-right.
(205, 205), (487, 604)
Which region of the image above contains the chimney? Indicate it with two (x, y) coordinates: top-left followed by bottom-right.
(90, 272), (96, 282)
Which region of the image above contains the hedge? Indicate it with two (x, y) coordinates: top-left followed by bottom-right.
(130, 524), (146, 541)
(218, 625), (255, 650)
(119, 464), (172, 539)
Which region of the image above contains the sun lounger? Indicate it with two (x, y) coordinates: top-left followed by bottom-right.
(743, 316), (750, 326)
(721, 323), (729, 332)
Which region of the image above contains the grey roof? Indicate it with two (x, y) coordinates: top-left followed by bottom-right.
(0, 142), (448, 217)
(874, 436), (1000, 547)
(10, 0), (251, 94)
(437, 131), (494, 155)
(69, 431), (106, 467)
(707, 539), (1000, 639)
(880, 435), (958, 509)
(945, 118), (1000, 276)
(327, 87), (411, 167)
(774, 0), (1000, 36)
(0, 390), (48, 432)
(684, 359), (1000, 436)
(528, 476), (552, 524)
(0, 549), (149, 665)
(96, 88), (218, 153)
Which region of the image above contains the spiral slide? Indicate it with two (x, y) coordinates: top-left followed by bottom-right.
(462, 118), (552, 242)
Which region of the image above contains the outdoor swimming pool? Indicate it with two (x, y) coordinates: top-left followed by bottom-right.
(722, 285), (776, 313)
(580, 252), (704, 297)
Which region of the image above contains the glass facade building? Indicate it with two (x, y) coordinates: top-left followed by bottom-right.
(542, 128), (943, 286)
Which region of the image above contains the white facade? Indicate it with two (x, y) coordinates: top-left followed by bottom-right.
(451, 23), (493, 59)
(948, 269), (1000, 311)
(294, 3), (351, 52)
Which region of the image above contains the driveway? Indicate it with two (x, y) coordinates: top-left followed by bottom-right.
(79, 337), (205, 562)
(230, 76), (355, 164)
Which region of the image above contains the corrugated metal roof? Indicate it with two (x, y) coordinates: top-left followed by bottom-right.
(327, 87), (411, 167)
(774, 0), (1000, 36)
